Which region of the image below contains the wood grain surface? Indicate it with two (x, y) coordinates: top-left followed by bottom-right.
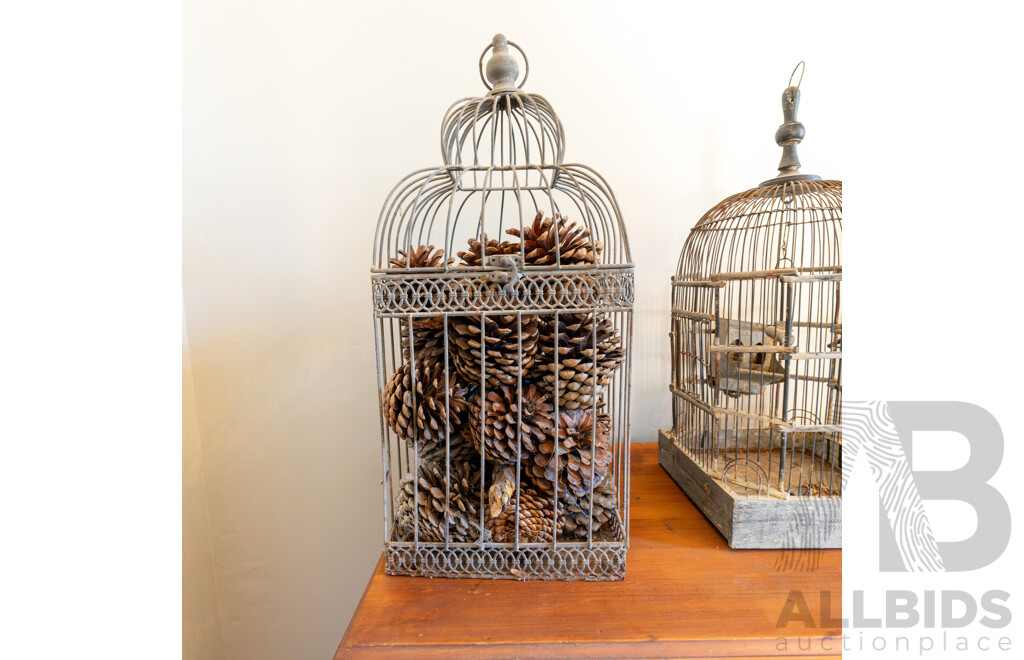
(336, 442), (842, 659)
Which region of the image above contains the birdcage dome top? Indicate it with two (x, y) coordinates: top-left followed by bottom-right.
(693, 179), (842, 231)
(677, 178), (841, 279)
(441, 34), (565, 169)
(676, 65), (840, 280)
(373, 35), (631, 275)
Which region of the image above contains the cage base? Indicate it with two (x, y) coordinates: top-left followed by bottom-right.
(384, 543), (627, 581)
(658, 430), (841, 549)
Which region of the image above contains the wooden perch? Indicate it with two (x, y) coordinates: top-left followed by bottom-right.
(708, 265), (841, 282)
(710, 344), (797, 354)
(671, 308), (714, 323)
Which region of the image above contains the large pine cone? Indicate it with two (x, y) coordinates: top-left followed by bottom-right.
(457, 235), (517, 267)
(526, 410), (614, 498)
(383, 357), (469, 448)
(465, 384), (554, 464)
(535, 313), (625, 410)
(559, 479), (621, 540)
(449, 314), (540, 388)
(505, 211), (602, 266)
(394, 436), (489, 543)
(487, 485), (562, 543)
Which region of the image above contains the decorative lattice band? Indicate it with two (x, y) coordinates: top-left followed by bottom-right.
(372, 270), (634, 316)
(384, 543), (627, 581)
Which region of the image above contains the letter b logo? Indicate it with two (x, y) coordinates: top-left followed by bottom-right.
(844, 401), (1011, 572)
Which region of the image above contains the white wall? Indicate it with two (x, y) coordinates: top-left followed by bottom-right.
(183, 2), (843, 658)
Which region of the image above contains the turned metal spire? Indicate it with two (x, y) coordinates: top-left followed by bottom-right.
(760, 62), (821, 187)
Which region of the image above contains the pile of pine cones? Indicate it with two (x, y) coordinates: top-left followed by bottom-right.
(385, 212), (624, 544)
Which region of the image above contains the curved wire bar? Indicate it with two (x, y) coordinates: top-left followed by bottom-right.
(373, 164), (631, 272)
(441, 91), (565, 170)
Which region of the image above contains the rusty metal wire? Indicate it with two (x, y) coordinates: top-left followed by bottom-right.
(372, 35), (632, 580)
(669, 77), (842, 504)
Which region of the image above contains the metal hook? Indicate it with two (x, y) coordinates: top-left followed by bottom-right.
(788, 61), (806, 90)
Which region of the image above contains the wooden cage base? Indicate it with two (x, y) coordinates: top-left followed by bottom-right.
(658, 430), (841, 549)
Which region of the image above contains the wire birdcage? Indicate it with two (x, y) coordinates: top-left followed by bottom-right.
(372, 35), (633, 580)
(660, 63), (842, 549)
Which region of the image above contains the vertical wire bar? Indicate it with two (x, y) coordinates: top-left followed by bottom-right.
(478, 312), (487, 549)
(588, 310), (598, 548)
(623, 308), (634, 545)
(780, 283), (794, 488)
(610, 309), (620, 543)
(408, 314), (419, 548)
(373, 313), (392, 543)
(712, 285), (721, 474)
(514, 310), (522, 551)
(443, 315), (451, 549)
(387, 312), (405, 483)
(551, 309), (560, 550)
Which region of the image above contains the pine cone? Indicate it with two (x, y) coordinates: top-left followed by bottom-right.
(449, 314), (540, 388)
(465, 384), (554, 463)
(559, 479), (621, 540)
(383, 357), (469, 448)
(488, 464), (518, 518)
(526, 410), (614, 498)
(389, 245), (452, 359)
(457, 235), (518, 267)
(505, 211), (602, 266)
(487, 485), (562, 543)
(535, 313), (625, 410)
(394, 435), (489, 543)
(389, 244), (454, 270)
(400, 321), (447, 361)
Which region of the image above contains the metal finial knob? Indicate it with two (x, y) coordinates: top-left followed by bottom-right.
(479, 34), (529, 94)
(760, 62), (820, 187)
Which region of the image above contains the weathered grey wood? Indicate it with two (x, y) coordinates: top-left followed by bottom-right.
(658, 430), (842, 549)
(731, 497), (841, 549)
(658, 432), (736, 541)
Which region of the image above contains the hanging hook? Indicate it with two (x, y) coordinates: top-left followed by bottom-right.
(788, 61), (806, 90)
(760, 61), (820, 187)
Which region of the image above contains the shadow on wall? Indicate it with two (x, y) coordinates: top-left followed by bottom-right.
(183, 332), (225, 660)
(182, 307), (386, 659)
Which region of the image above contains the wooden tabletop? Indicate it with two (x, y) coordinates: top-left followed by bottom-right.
(336, 442), (842, 659)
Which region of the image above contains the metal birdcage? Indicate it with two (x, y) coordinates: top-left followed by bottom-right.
(372, 35), (633, 580)
(659, 63), (842, 549)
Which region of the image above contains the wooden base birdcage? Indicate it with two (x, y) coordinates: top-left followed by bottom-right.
(661, 65), (841, 549)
